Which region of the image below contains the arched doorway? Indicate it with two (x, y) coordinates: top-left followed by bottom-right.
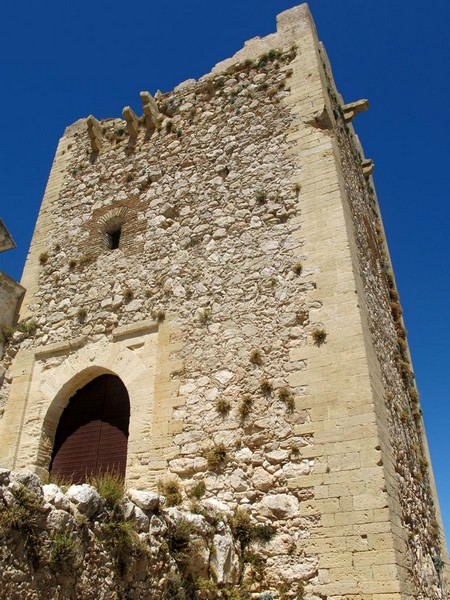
(49, 374), (130, 483)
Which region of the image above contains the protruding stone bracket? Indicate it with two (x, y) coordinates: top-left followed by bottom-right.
(362, 159), (374, 177)
(86, 115), (102, 153)
(304, 106), (332, 130)
(122, 106), (139, 141)
(140, 91), (160, 129)
(343, 99), (369, 123)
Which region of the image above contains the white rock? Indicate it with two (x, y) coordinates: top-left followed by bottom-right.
(254, 73), (267, 83)
(122, 497), (135, 521)
(252, 467), (274, 492)
(202, 498), (233, 516)
(205, 388), (219, 401)
(2, 488), (16, 507)
(150, 514), (167, 536)
(235, 447), (253, 462)
(194, 457), (208, 471)
(211, 533), (240, 584)
(259, 493), (299, 519)
(214, 370), (234, 384)
(229, 469), (247, 492)
(127, 489), (161, 512)
(266, 450), (290, 464)
(133, 505), (150, 532)
(181, 511), (211, 536)
(13, 470), (43, 497)
(179, 382), (196, 395)
(281, 461), (311, 479)
(66, 484), (101, 517)
(46, 508), (76, 531)
(169, 458), (196, 475)
(43, 484), (71, 511)
(43, 483), (60, 503)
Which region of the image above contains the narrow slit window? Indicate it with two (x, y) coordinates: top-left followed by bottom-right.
(108, 227), (121, 250)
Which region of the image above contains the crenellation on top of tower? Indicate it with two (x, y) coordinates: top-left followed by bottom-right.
(60, 4), (312, 141)
(212, 3), (314, 74)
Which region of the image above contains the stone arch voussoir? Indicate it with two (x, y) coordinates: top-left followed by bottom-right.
(36, 341), (147, 475)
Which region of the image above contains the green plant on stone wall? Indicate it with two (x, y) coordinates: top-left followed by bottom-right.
(123, 288), (134, 302)
(17, 320), (37, 335)
(188, 480), (206, 500)
(249, 349), (263, 365)
(255, 190), (267, 204)
(78, 253), (94, 268)
(48, 531), (78, 571)
(77, 307), (88, 322)
(216, 398), (231, 417)
(206, 443), (228, 471)
(292, 262), (303, 275)
(252, 523), (276, 544)
(260, 378), (273, 395)
(290, 444), (300, 458)
(39, 251), (49, 265)
(166, 518), (196, 567)
(0, 485), (42, 567)
(312, 328), (327, 346)
(238, 394), (253, 420)
(231, 509), (253, 551)
(278, 387), (295, 413)
(102, 517), (135, 554)
(164, 572), (188, 600)
(158, 479), (182, 507)
(88, 470), (125, 510)
(0, 325), (16, 344)
(198, 307), (212, 324)
(151, 309), (166, 323)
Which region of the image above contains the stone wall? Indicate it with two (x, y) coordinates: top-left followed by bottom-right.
(0, 4), (448, 599)
(319, 46), (449, 597)
(0, 469), (269, 599)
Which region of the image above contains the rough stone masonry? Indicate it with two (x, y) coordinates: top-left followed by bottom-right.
(0, 4), (448, 599)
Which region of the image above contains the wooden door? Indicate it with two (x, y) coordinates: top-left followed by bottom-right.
(50, 374), (130, 483)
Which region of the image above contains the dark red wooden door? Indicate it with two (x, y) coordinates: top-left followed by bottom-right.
(50, 374), (130, 483)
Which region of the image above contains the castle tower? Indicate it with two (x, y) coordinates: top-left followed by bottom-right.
(0, 4), (447, 598)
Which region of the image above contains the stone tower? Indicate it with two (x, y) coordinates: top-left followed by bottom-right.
(0, 4), (448, 598)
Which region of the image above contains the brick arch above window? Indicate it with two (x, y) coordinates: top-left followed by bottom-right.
(82, 198), (147, 257)
(99, 207), (130, 250)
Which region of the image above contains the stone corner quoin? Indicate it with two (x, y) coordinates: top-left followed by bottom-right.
(0, 3), (448, 599)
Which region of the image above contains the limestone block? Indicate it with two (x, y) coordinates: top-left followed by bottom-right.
(46, 508), (76, 531)
(140, 91), (160, 129)
(12, 470), (43, 497)
(127, 489), (161, 512)
(43, 484), (71, 511)
(66, 484), (101, 517)
(343, 98), (369, 122)
(252, 467), (274, 491)
(86, 115), (102, 153)
(211, 532), (240, 584)
(259, 493), (300, 519)
(122, 106), (139, 139)
(362, 159), (374, 177)
(133, 505), (150, 532)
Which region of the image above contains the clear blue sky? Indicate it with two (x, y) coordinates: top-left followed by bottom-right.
(1, 1), (449, 546)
